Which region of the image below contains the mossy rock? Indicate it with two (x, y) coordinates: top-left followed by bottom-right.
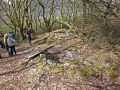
(106, 71), (118, 77)
(70, 60), (79, 65)
(85, 68), (96, 77)
(80, 68), (96, 77)
(53, 67), (64, 73)
(70, 68), (79, 75)
(105, 67), (118, 77)
(27, 78), (32, 83)
(38, 64), (44, 70)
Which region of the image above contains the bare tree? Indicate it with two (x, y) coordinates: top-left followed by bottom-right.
(0, 0), (34, 39)
(0, 0), (120, 39)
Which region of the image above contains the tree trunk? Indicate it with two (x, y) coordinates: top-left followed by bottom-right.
(19, 27), (24, 40)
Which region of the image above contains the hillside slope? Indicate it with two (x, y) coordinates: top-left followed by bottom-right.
(0, 30), (120, 90)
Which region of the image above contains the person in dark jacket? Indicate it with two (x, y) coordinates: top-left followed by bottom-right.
(25, 28), (32, 45)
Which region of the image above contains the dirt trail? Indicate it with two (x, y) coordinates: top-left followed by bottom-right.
(0, 42), (37, 88)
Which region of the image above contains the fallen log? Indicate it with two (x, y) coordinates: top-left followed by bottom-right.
(22, 45), (54, 67)
(27, 45), (54, 59)
(53, 29), (66, 33)
(34, 35), (50, 44)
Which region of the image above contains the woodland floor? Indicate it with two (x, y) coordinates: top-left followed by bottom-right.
(0, 30), (120, 90)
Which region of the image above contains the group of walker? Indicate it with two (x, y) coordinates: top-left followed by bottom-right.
(0, 28), (32, 58)
(0, 31), (18, 57)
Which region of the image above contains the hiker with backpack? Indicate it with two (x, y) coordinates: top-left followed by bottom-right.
(3, 34), (9, 52)
(11, 31), (19, 42)
(7, 34), (16, 56)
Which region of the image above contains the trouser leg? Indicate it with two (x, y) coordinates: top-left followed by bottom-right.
(27, 37), (31, 45)
(1, 43), (4, 48)
(12, 45), (16, 55)
(10, 46), (13, 55)
(5, 45), (9, 52)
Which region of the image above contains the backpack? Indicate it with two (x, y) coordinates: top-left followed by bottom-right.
(4, 38), (8, 45)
